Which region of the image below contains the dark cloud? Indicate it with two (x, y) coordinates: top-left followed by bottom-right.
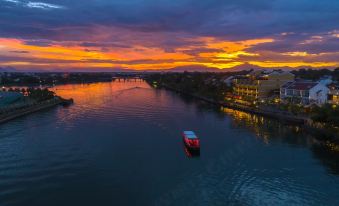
(1, 0), (338, 40)
(81, 58), (190, 65)
(182, 48), (225, 56)
(10, 50), (29, 53)
(1, 0), (339, 69)
(80, 42), (132, 49)
(248, 34), (339, 53)
(0, 55), (77, 63)
(23, 39), (54, 47)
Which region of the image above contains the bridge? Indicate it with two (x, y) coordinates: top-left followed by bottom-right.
(112, 72), (147, 82)
(112, 77), (144, 82)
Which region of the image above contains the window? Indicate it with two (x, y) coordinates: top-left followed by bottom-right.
(302, 90), (309, 97)
(287, 89), (293, 95)
(293, 90), (301, 96)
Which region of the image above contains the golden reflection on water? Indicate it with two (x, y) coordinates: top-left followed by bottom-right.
(221, 107), (302, 144)
(52, 81), (149, 102)
(49, 81), (152, 126)
(326, 142), (339, 152)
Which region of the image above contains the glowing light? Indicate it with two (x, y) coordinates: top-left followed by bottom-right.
(216, 51), (259, 59)
(282, 52), (312, 57)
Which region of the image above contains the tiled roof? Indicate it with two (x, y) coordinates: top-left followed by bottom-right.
(328, 83), (339, 90)
(283, 82), (318, 90)
(281, 82), (294, 88)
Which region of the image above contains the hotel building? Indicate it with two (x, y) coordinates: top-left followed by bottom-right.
(232, 70), (295, 102)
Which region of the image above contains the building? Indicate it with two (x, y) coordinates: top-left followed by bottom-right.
(318, 75), (333, 86)
(280, 81), (330, 105)
(223, 76), (235, 87)
(232, 70), (295, 102)
(328, 83), (339, 105)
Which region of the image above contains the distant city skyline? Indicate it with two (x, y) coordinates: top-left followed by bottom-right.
(1, 0), (339, 71)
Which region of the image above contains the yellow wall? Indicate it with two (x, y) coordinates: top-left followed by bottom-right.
(333, 95), (339, 104)
(233, 72), (294, 100)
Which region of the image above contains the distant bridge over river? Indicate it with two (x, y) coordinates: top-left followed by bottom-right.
(112, 77), (145, 82)
(112, 72), (147, 82)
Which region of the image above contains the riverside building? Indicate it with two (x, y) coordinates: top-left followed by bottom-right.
(232, 70), (295, 103)
(328, 83), (339, 105)
(280, 81), (330, 105)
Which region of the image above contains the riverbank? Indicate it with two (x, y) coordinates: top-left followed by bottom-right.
(161, 84), (306, 123)
(0, 97), (73, 124)
(157, 84), (339, 144)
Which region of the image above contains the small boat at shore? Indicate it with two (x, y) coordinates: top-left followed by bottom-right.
(60, 98), (74, 106)
(182, 131), (200, 150)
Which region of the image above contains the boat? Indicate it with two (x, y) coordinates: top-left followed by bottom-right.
(182, 131), (200, 150)
(60, 98), (74, 107)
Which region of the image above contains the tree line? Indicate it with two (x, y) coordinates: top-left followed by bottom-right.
(2, 88), (55, 102)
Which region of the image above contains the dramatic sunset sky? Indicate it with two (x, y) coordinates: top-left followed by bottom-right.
(0, 0), (339, 71)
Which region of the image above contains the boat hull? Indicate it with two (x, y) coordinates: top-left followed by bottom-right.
(183, 137), (200, 151)
(184, 144), (200, 157)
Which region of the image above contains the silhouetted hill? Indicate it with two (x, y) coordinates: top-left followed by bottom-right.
(229, 63), (266, 71)
(165, 65), (224, 72)
(166, 63), (290, 72)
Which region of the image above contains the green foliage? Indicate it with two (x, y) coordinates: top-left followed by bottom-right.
(145, 72), (234, 102)
(26, 88), (55, 102)
(311, 104), (339, 126)
(275, 102), (304, 115)
(0, 72), (113, 86)
(292, 68), (339, 81)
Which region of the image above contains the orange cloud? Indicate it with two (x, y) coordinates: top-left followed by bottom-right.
(250, 61), (337, 68)
(1, 36), (338, 70)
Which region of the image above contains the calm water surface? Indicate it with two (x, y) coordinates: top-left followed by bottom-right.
(0, 81), (338, 206)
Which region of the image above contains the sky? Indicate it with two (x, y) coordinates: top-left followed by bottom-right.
(0, 0), (339, 71)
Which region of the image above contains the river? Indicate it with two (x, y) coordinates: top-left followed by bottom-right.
(0, 81), (338, 206)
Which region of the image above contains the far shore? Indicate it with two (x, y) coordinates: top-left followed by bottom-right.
(0, 97), (73, 124)
(1, 79), (113, 88)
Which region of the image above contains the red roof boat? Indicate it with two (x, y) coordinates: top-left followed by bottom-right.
(182, 131), (200, 150)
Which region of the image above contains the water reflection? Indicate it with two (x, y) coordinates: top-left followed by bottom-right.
(173, 93), (339, 176)
(0, 82), (338, 206)
(311, 144), (339, 175)
(221, 107), (309, 144)
(220, 106), (339, 175)
(183, 144), (200, 158)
